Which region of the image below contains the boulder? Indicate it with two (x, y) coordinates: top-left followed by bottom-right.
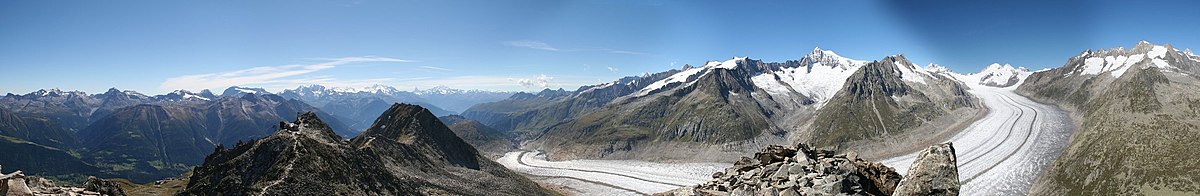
(82, 176), (127, 196)
(893, 142), (960, 196)
(3, 173), (32, 196)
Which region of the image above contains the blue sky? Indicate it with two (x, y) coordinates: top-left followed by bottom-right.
(2, 0), (1198, 95)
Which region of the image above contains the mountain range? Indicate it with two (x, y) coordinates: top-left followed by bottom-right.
(0, 85), (509, 183)
(466, 48), (985, 162)
(182, 104), (552, 195)
(1018, 41), (1200, 195)
(4, 41), (1198, 195)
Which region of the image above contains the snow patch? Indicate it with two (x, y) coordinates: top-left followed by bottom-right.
(636, 66), (706, 97)
(1151, 58), (1170, 69)
(1149, 45), (1169, 58)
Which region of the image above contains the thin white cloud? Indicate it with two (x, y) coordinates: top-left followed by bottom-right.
(608, 50), (650, 55)
(159, 56), (411, 92)
(607, 66), (619, 72)
(504, 40), (559, 51)
(418, 65), (453, 71)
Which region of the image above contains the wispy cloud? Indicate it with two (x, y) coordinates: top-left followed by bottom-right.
(606, 66), (619, 72)
(509, 74), (554, 88)
(159, 56), (411, 92)
(607, 50), (650, 56)
(504, 40), (560, 51)
(418, 65), (453, 71)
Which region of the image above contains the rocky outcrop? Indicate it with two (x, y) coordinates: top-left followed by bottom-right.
(81, 176), (127, 196)
(893, 143), (959, 196)
(659, 144), (903, 195)
(1, 164), (126, 196)
(659, 143), (960, 196)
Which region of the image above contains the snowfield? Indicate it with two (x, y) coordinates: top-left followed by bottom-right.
(879, 83), (1073, 195)
(497, 151), (728, 195)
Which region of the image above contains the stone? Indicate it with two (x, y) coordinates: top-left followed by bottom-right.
(5, 174), (33, 196)
(667, 143), (944, 196)
(893, 142), (960, 196)
(82, 176), (127, 196)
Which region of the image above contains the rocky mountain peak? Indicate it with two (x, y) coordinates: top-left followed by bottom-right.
(25, 88), (86, 98)
(973, 63), (1031, 87)
(359, 84), (400, 94)
(353, 103), (481, 167)
(184, 103), (550, 195)
(801, 47), (867, 69)
(1067, 41), (1189, 78)
(277, 111), (344, 144)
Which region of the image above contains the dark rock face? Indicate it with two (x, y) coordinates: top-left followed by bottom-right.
(661, 144), (903, 196)
(439, 115), (514, 157)
(182, 104), (552, 196)
(893, 143), (959, 196)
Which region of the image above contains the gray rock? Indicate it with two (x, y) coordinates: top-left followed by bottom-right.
(677, 143), (905, 196)
(894, 142), (960, 196)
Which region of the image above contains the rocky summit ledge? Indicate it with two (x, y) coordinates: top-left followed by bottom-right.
(657, 143), (959, 196)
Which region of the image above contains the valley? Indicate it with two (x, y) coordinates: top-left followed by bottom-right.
(880, 83), (1073, 195)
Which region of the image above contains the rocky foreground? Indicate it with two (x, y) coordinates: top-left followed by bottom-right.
(658, 143), (959, 196)
(1, 164), (127, 196)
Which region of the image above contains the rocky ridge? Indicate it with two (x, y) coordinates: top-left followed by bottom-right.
(1019, 41), (1200, 195)
(181, 104), (552, 195)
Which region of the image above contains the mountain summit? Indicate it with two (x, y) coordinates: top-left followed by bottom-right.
(183, 103), (551, 195)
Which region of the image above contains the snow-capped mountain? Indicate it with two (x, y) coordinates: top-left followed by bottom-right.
(471, 47), (977, 161)
(1065, 41), (1198, 77)
(969, 63), (1032, 87)
(220, 86), (271, 97)
(154, 89), (217, 101)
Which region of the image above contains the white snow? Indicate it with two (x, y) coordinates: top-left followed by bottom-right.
(183, 94), (210, 101)
(746, 49), (867, 107)
(968, 63), (1031, 87)
(894, 60), (928, 84)
(635, 65), (708, 97)
(234, 88), (258, 94)
(1151, 58), (1170, 69)
(578, 82), (615, 94)
(750, 74), (793, 96)
(879, 82), (1073, 195)
(1108, 54), (1144, 78)
(713, 57), (745, 70)
(1149, 45), (1169, 58)
(1080, 57), (1106, 75)
(497, 151), (727, 195)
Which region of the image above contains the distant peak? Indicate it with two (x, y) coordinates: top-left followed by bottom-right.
(801, 47), (866, 67)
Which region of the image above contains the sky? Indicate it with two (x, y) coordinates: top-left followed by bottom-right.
(2, 0), (1199, 95)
